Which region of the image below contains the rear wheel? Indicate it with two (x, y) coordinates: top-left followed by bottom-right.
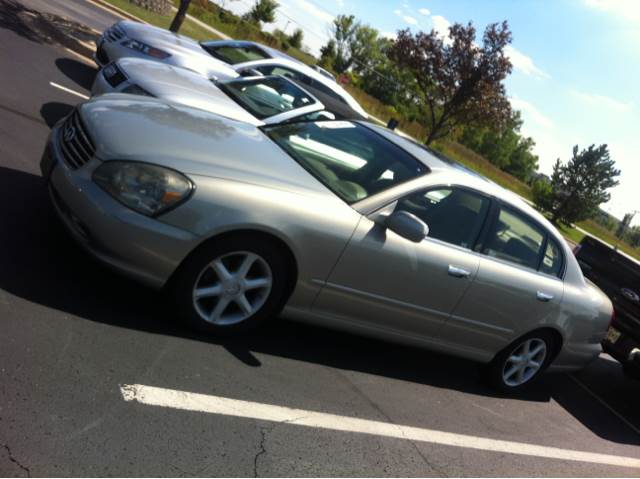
(170, 236), (288, 335)
(487, 330), (558, 393)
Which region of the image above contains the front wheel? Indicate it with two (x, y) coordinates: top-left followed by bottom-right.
(170, 236), (289, 335)
(487, 330), (558, 393)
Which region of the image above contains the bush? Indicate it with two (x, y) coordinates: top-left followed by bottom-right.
(532, 179), (554, 214)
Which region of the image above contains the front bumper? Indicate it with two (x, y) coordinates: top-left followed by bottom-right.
(41, 124), (199, 289)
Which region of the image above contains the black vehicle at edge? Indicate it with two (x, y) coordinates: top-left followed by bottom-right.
(574, 235), (640, 377)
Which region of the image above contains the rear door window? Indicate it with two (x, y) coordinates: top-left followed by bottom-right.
(484, 207), (545, 270)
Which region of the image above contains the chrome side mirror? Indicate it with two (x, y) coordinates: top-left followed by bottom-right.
(385, 211), (429, 243)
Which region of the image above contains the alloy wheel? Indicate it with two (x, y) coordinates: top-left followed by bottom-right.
(502, 338), (547, 387)
(192, 251), (272, 326)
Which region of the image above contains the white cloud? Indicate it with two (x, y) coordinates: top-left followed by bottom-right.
(509, 96), (554, 129)
(504, 45), (550, 79)
(431, 15), (452, 44)
(402, 15), (418, 25)
(380, 31), (397, 40)
(584, 0), (640, 22)
(570, 90), (632, 112)
(393, 9), (418, 25)
(418, 8), (430, 16)
(290, 0), (334, 24)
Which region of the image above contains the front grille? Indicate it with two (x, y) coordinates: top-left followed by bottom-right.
(104, 24), (126, 42)
(58, 110), (95, 170)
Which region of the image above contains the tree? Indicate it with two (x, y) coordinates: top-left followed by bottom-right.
(503, 136), (538, 182)
(169, 0), (192, 33)
(330, 14), (359, 73)
(389, 21), (513, 144)
(627, 226), (640, 248)
(318, 39), (337, 70)
(542, 145), (621, 225)
(288, 28), (303, 49)
(532, 178), (554, 213)
(243, 0), (279, 26)
(460, 112), (538, 181)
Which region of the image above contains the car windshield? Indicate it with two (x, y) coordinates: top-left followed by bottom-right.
(218, 76), (317, 120)
(265, 121), (428, 203)
(201, 43), (270, 64)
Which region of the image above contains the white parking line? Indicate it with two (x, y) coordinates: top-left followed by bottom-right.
(120, 384), (640, 469)
(49, 82), (89, 100)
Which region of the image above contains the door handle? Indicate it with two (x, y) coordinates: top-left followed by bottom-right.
(448, 265), (471, 278)
(536, 291), (554, 302)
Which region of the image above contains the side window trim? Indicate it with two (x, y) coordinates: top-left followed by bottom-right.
(535, 234), (550, 272)
(538, 235), (566, 280)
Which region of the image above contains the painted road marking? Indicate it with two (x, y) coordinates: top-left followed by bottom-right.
(49, 82), (90, 100)
(120, 384), (640, 469)
(63, 47), (95, 66)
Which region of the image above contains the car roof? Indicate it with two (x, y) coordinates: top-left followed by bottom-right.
(203, 40), (304, 64)
(580, 235), (640, 268)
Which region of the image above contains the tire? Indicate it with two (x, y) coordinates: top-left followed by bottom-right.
(487, 330), (559, 393)
(169, 235), (289, 336)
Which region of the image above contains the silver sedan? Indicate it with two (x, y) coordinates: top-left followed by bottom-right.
(40, 95), (613, 392)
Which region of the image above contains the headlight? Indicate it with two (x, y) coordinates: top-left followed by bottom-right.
(93, 161), (194, 216)
(121, 39), (171, 59)
(121, 83), (155, 96)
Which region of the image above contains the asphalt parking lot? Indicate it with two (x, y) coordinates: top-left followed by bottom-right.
(0, 0), (639, 476)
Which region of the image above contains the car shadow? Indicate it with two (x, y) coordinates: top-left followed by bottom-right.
(1, 164), (638, 446)
(40, 101), (75, 128)
(55, 58), (98, 91)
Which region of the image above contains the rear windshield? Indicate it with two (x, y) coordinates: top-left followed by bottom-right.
(265, 121), (428, 203)
(218, 76), (317, 119)
(202, 44), (270, 64)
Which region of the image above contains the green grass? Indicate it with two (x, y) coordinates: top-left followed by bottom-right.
(555, 223), (585, 247)
(102, 0), (222, 40)
(432, 140), (534, 201)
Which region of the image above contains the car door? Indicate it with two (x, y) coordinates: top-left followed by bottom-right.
(313, 186), (492, 339)
(439, 203), (565, 358)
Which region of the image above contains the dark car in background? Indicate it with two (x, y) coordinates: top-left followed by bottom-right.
(574, 236), (640, 377)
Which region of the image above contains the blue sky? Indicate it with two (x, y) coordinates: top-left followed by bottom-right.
(214, 0), (639, 224)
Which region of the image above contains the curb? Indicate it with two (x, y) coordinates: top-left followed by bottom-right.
(86, 0), (147, 23)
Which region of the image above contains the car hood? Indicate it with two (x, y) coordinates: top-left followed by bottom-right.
(79, 95), (332, 198)
(117, 58), (260, 125)
(118, 21), (237, 79)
